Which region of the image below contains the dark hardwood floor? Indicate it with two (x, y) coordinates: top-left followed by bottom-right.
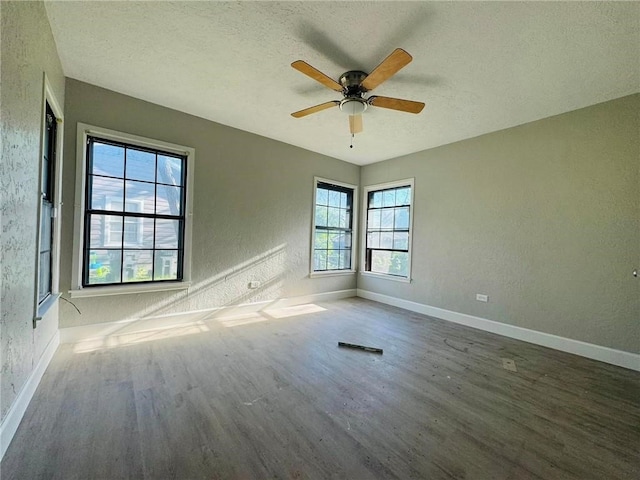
(2, 297), (639, 479)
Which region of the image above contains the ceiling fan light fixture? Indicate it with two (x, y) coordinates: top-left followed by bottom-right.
(339, 97), (367, 115)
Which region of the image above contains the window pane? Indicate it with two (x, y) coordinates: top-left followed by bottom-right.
(92, 142), (124, 177)
(156, 185), (183, 216)
(338, 208), (348, 228)
(155, 219), (180, 248)
(380, 232), (393, 249)
(382, 190), (395, 207)
(89, 214), (122, 248)
(314, 231), (328, 249)
(339, 232), (352, 249)
(157, 155), (183, 186)
(390, 251), (409, 277)
(327, 250), (340, 270)
(314, 250), (327, 271)
(154, 250), (178, 280)
(328, 190), (340, 207)
(340, 192), (347, 209)
(328, 232), (341, 249)
(395, 187), (411, 206)
(42, 158), (50, 196)
(122, 250), (153, 282)
(40, 202), (52, 250)
(39, 251), (51, 301)
(367, 210), (381, 229)
(393, 232), (409, 250)
(381, 209), (394, 229)
(370, 250), (409, 277)
(87, 250), (122, 284)
(122, 216), (153, 248)
(367, 231), (380, 249)
(327, 207), (341, 228)
(316, 188), (328, 206)
(394, 207), (409, 229)
(370, 191), (382, 208)
(315, 205), (328, 227)
(126, 148), (156, 182)
(90, 176), (124, 211)
(124, 180), (155, 214)
(339, 250), (351, 269)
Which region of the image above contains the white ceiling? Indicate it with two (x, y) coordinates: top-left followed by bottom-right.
(44, 1), (639, 165)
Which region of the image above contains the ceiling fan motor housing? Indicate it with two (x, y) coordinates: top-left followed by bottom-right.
(339, 70), (369, 114)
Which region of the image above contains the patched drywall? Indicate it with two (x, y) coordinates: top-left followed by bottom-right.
(0, 1), (65, 421)
(59, 79), (359, 328)
(360, 94), (640, 354)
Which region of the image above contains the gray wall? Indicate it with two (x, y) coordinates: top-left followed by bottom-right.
(0, 1), (65, 421)
(360, 94), (640, 354)
(59, 79), (360, 328)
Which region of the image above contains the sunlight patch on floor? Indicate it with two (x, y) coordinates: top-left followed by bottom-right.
(73, 321), (209, 353)
(263, 303), (327, 319)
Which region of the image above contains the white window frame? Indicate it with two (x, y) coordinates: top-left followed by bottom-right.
(34, 75), (64, 322)
(310, 177), (358, 277)
(361, 178), (415, 283)
(70, 123), (195, 298)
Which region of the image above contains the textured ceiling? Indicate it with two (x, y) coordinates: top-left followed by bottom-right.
(44, 1), (639, 165)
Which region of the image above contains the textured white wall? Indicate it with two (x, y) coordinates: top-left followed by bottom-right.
(360, 95), (640, 354)
(0, 1), (65, 421)
(59, 79), (360, 328)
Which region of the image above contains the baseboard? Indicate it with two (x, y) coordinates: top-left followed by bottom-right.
(60, 289), (357, 344)
(357, 289), (640, 372)
(0, 331), (60, 461)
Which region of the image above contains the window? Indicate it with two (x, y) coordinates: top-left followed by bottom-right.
(71, 123), (195, 296)
(311, 178), (357, 273)
(35, 77), (64, 322)
(363, 179), (414, 279)
(38, 103), (57, 305)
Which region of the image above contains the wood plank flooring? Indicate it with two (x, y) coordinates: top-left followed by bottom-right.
(1, 297), (639, 479)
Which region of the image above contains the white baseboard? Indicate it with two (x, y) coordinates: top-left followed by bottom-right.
(60, 289), (357, 344)
(0, 331), (60, 461)
(357, 289), (640, 372)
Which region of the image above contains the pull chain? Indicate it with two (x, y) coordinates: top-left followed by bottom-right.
(350, 134), (354, 149)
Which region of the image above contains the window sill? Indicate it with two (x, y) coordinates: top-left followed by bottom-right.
(69, 281), (191, 298)
(360, 271), (412, 283)
(35, 293), (61, 321)
(310, 270), (356, 278)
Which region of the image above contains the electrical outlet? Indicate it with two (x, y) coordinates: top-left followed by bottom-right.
(476, 294), (488, 302)
(249, 281), (261, 289)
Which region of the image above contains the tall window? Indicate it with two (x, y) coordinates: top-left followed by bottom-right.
(83, 137), (187, 286)
(312, 179), (356, 272)
(364, 180), (413, 279)
(38, 103), (56, 304)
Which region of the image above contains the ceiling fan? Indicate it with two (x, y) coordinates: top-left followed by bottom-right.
(291, 48), (425, 136)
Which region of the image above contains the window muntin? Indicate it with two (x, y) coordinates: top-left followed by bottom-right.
(365, 184), (412, 278)
(313, 181), (354, 272)
(83, 137), (186, 286)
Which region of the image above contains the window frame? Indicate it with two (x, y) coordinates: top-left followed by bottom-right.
(361, 178), (415, 282)
(70, 123), (195, 297)
(309, 177), (358, 277)
(34, 75), (64, 324)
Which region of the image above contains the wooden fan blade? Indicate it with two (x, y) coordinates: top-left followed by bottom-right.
(291, 101), (340, 118)
(349, 114), (363, 134)
(368, 96), (425, 114)
(291, 60), (343, 92)
(360, 48), (412, 91)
